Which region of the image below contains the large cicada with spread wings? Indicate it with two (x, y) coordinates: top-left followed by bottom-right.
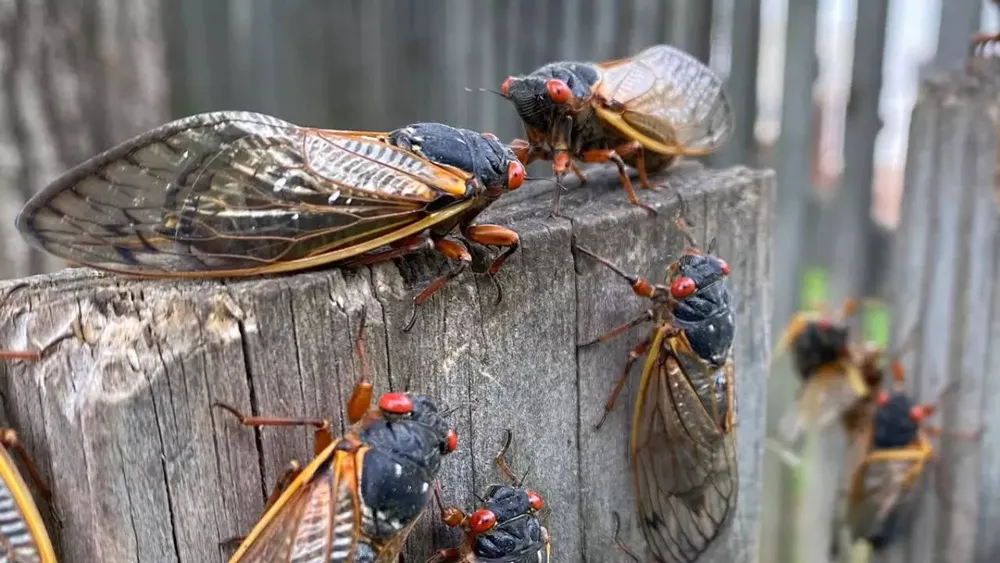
(427, 429), (550, 563)
(16, 112), (525, 330)
(500, 44), (733, 215)
(218, 312), (458, 562)
(0, 428), (57, 563)
(575, 214), (737, 563)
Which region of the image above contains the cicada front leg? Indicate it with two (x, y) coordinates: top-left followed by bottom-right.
(579, 144), (656, 215)
(462, 224), (520, 307)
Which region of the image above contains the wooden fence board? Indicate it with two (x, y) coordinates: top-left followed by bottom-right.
(0, 163), (771, 562)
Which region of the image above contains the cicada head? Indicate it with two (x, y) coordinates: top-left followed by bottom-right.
(355, 393), (458, 528)
(501, 62), (599, 134)
(388, 123), (525, 194)
(665, 252), (734, 366)
(468, 484), (548, 561)
(790, 318), (852, 379)
(871, 391), (928, 449)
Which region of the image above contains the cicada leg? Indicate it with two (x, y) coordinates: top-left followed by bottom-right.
(462, 224), (520, 306)
(595, 336), (652, 430)
(494, 428), (518, 483)
(578, 145), (656, 215)
(433, 482), (470, 529)
(402, 237), (473, 332)
(0, 349), (42, 361)
(345, 305), (373, 424)
(341, 234), (435, 268)
(212, 403), (331, 457)
(611, 511), (643, 562)
(0, 428), (52, 502)
(572, 244), (661, 302)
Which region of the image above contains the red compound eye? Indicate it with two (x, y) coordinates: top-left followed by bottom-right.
(500, 76), (514, 97)
(445, 429), (458, 453)
(875, 391), (890, 407)
(527, 490), (544, 512)
(717, 259), (730, 276)
(378, 393), (412, 415)
(670, 277), (697, 299)
(545, 79), (571, 104)
(909, 405), (927, 423)
(469, 509), (496, 534)
(507, 161), (525, 190)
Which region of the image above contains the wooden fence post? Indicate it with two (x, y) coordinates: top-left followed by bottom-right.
(0, 164), (772, 562)
(882, 56), (1000, 563)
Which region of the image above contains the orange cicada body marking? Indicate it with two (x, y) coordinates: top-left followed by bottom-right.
(220, 311), (458, 562)
(575, 215), (736, 563)
(502, 45), (733, 216)
(427, 430), (550, 563)
(16, 113), (526, 331)
(0, 428), (57, 563)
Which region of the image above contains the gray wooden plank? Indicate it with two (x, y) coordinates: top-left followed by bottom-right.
(877, 58), (1000, 563)
(0, 161), (771, 561)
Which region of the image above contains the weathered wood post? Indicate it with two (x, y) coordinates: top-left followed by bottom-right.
(0, 163), (772, 562)
(880, 56), (1000, 563)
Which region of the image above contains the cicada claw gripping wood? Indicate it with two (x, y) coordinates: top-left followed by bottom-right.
(14, 112), (525, 332)
(501, 44), (734, 217)
(575, 213), (738, 563)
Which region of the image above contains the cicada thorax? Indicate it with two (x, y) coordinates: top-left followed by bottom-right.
(846, 390), (932, 550)
(0, 430), (57, 563)
(789, 319), (852, 379)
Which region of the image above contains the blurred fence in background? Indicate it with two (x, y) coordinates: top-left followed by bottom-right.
(0, 0), (993, 561)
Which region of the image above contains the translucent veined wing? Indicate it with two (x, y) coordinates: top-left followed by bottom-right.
(17, 111), (475, 277)
(846, 440), (929, 547)
(778, 362), (869, 442)
(0, 447), (56, 563)
(631, 326), (738, 563)
(594, 45), (734, 156)
(230, 444), (362, 563)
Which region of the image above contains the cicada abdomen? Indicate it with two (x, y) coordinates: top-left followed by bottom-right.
(428, 430), (550, 563)
(0, 429), (57, 563)
(221, 312), (458, 562)
(575, 215), (738, 562)
(502, 45), (733, 215)
(16, 113), (525, 331)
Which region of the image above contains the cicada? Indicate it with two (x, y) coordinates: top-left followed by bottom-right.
(575, 215), (737, 563)
(0, 428), (57, 562)
(16, 112), (526, 330)
(501, 45), (733, 216)
(841, 367), (939, 551)
(219, 311), (458, 562)
(773, 298), (883, 442)
(427, 429), (550, 563)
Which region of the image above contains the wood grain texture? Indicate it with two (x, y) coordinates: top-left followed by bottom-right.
(875, 57), (1000, 563)
(0, 163), (772, 562)
(0, 0), (169, 280)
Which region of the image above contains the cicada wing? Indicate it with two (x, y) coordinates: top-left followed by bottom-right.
(17, 111), (474, 277)
(594, 45), (734, 156)
(630, 327), (737, 563)
(230, 446), (362, 563)
(778, 363), (869, 443)
(846, 454), (924, 549)
(0, 448), (56, 563)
